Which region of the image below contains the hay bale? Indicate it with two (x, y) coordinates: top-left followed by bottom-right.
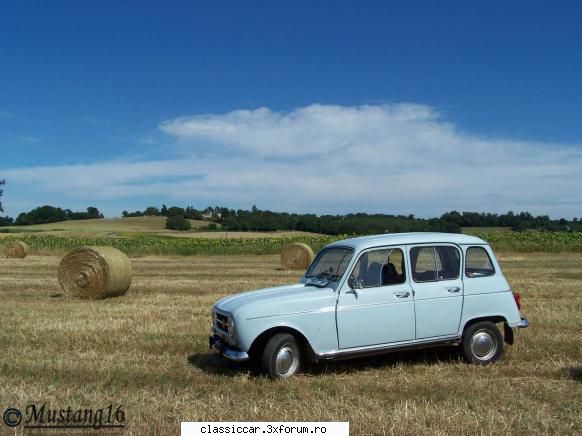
(5, 241), (29, 258)
(57, 246), (132, 299)
(281, 243), (315, 270)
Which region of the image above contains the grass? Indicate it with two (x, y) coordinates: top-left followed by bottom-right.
(0, 252), (580, 435)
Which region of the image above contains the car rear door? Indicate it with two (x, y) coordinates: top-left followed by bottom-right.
(408, 244), (463, 339)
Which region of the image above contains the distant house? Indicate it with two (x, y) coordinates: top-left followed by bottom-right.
(202, 210), (222, 220)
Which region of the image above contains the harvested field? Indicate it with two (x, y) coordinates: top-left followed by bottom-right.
(0, 253), (580, 435)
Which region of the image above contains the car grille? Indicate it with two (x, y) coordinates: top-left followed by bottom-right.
(215, 311), (229, 334)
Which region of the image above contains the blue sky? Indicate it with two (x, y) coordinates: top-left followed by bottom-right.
(1, 1), (581, 218)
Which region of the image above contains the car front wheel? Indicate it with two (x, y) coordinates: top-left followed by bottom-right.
(262, 333), (301, 379)
(462, 321), (503, 365)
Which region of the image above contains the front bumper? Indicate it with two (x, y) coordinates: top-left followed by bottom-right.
(209, 335), (249, 362)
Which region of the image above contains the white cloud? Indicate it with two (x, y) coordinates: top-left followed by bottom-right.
(160, 104), (445, 158)
(3, 103), (582, 217)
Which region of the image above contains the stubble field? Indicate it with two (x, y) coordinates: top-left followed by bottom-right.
(0, 253), (580, 435)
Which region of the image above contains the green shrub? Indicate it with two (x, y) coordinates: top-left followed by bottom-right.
(166, 215), (191, 231)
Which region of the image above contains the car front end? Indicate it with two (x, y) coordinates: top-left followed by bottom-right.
(209, 307), (249, 362)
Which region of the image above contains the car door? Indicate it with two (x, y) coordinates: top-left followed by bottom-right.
(336, 246), (415, 349)
(408, 244), (463, 339)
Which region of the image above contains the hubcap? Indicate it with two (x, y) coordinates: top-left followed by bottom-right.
(470, 330), (497, 361)
(275, 346), (298, 377)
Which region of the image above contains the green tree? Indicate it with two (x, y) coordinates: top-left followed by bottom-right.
(166, 215), (191, 231)
(166, 206), (185, 217)
(0, 179), (12, 226)
(0, 179), (4, 213)
(143, 206), (160, 216)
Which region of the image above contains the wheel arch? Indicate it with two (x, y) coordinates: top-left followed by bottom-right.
(461, 315), (507, 335)
(248, 325), (315, 361)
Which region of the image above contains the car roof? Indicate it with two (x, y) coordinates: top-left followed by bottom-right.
(326, 232), (488, 252)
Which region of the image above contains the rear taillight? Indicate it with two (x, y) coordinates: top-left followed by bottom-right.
(513, 292), (522, 310)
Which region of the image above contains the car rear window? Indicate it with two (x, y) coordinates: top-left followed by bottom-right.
(465, 246), (495, 277)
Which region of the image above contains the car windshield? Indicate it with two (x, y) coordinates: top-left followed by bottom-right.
(305, 247), (353, 281)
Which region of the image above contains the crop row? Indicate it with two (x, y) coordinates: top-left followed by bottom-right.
(0, 234), (342, 256)
(2, 231), (582, 256)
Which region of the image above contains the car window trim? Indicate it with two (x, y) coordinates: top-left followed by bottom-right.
(346, 245), (407, 289)
(410, 244), (462, 283)
(305, 246), (354, 279)
(464, 245), (496, 278)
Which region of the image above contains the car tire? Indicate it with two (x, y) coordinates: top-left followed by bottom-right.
(262, 333), (301, 379)
(462, 321), (504, 365)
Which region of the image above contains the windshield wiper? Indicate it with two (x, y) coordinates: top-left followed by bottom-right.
(305, 276), (330, 288)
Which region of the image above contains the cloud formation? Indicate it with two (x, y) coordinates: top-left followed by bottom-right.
(3, 104), (582, 217)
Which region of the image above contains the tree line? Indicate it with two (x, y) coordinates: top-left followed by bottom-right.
(0, 205), (104, 226)
(215, 207), (582, 234)
(1, 195), (581, 234)
(121, 205), (582, 234)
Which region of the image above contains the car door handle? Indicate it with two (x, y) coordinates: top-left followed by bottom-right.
(394, 291), (410, 298)
(446, 287), (461, 293)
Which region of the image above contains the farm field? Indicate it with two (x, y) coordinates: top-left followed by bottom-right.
(0, 252), (580, 435)
(0, 216), (322, 246)
(0, 216), (214, 237)
(2, 231), (582, 257)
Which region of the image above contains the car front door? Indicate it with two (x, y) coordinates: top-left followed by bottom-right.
(408, 244), (463, 339)
(336, 246), (415, 349)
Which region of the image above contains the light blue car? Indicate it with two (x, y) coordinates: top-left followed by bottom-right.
(209, 233), (529, 379)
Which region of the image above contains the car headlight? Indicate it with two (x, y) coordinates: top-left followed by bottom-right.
(227, 317), (235, 335)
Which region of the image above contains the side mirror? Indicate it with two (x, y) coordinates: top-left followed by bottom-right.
(348, 276), (364, 289)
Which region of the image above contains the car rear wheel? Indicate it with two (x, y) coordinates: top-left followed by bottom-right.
(462, 321), (503, 365)
(262, 333), (301, 379)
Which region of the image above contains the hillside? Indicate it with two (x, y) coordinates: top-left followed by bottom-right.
(0, 216), (210, 237)
(0, 216), (322, 239)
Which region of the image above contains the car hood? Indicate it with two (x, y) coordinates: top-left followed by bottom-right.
(214, 282), (336, 320)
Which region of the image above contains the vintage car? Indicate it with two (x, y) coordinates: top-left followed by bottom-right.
(209, 233), (529, 379)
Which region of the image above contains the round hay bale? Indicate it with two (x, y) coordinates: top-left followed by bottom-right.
(281, 243), (315, 270)
(57, 246), (132, 299)
(5, 241), (29, 258)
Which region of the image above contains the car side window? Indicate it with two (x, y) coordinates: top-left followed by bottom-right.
(411, 246), (461, 282)
(436, 246), (460, 280)
(350, 248), (406, 288)
(465, 246), (495, 277)
(411, 247), (437, 282)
